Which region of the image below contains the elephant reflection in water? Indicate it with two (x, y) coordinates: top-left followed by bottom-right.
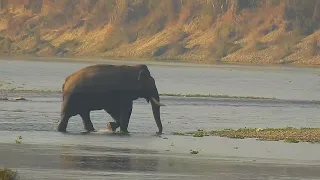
(59, 146), (159, 172)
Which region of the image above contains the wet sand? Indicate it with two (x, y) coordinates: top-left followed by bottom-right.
(1, 130), (320, 180)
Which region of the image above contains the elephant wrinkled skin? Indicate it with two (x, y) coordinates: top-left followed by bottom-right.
(57, 64), (165, 134)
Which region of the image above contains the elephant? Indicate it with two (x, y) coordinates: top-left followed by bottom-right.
(57, 64), (165, 134)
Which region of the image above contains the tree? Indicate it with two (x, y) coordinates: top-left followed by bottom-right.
(0, 0), (8, 10)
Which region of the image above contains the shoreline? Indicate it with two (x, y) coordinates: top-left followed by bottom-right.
(1, 55), (320, 70)
(2, 89), (320, 103)
(0, 89), (278, 100)
(0, 90), (275, 99)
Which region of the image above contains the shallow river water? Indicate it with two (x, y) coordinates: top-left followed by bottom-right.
(1, 59), (320, 180)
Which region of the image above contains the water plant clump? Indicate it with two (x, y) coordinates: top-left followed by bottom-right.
(14, 136), (22, 144)
(190, 150), (199, 154)
(193, 130), (210, 137)
(173, 131), (186, 136)
(173, 127), (320, 143)
(0, 168), (18, 180)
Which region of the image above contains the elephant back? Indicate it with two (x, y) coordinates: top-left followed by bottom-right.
(62, 64), (146, 94)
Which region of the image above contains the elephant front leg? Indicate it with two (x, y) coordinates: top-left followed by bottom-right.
(79, 111), (95, 132)
(119, 101), (133, 133)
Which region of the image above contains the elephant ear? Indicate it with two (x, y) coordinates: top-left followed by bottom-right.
(137, 68), (152, 103)
(137, 68), (150, 81)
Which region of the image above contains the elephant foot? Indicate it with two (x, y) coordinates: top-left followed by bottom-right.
(58, 129), (67, 133)
(57, 126), (67, 133)
(85, 128), (96, 132)
(119, 130), (130, 136)
(120, 129), (130, 134)
(81, 129), (96, 134)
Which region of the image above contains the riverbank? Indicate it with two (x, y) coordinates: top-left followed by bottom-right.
(1, 56), (320, 69)
(1, 1), (320, 69)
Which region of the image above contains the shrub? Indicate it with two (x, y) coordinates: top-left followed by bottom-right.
(99, 27), (137, 52)
(210, 41), (242, 60)
(0, 37), (12, 54)
(0, 168), (18, 180)
(252, 40), (267, 51)
(274, 33), (300, 59)
(152, 43), (187, 57)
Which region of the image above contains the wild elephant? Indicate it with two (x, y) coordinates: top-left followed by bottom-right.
(57, 64), (165, 134)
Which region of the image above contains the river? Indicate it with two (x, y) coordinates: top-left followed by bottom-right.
(1, 59), (320, 180)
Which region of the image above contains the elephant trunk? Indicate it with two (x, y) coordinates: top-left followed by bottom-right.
(150, 93), (163, 134)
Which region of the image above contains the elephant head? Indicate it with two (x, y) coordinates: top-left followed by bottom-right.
(136, 65), (165, 134)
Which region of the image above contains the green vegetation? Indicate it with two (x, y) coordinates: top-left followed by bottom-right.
(173, 131), (186, 136)
(190, 150), (199, 154)
(0, 168), (17, 180)
(14, 136), (22, 144)
(173, 127), (320, 143)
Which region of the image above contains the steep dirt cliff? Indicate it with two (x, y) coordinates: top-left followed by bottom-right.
(0, 0), (319, 65)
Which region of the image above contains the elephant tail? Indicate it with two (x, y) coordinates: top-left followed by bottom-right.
(62, 75), (71, 91)
(62, 83), (65, 101)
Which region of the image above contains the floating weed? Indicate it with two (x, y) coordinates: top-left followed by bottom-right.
(190, 150), (199, 154)
(172, 131), (186, 136)
(14, 136), (22, 144)
(193, 131), (204, 137)
(192, 130), (210, 137)
(14, 97), (26, 101)
(0, 168), (18, 180)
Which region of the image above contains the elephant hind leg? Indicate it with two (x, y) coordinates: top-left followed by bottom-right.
(58, 95), (74, 132)
(79, 111), (95, 132)
(105, 108), (120, 132)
